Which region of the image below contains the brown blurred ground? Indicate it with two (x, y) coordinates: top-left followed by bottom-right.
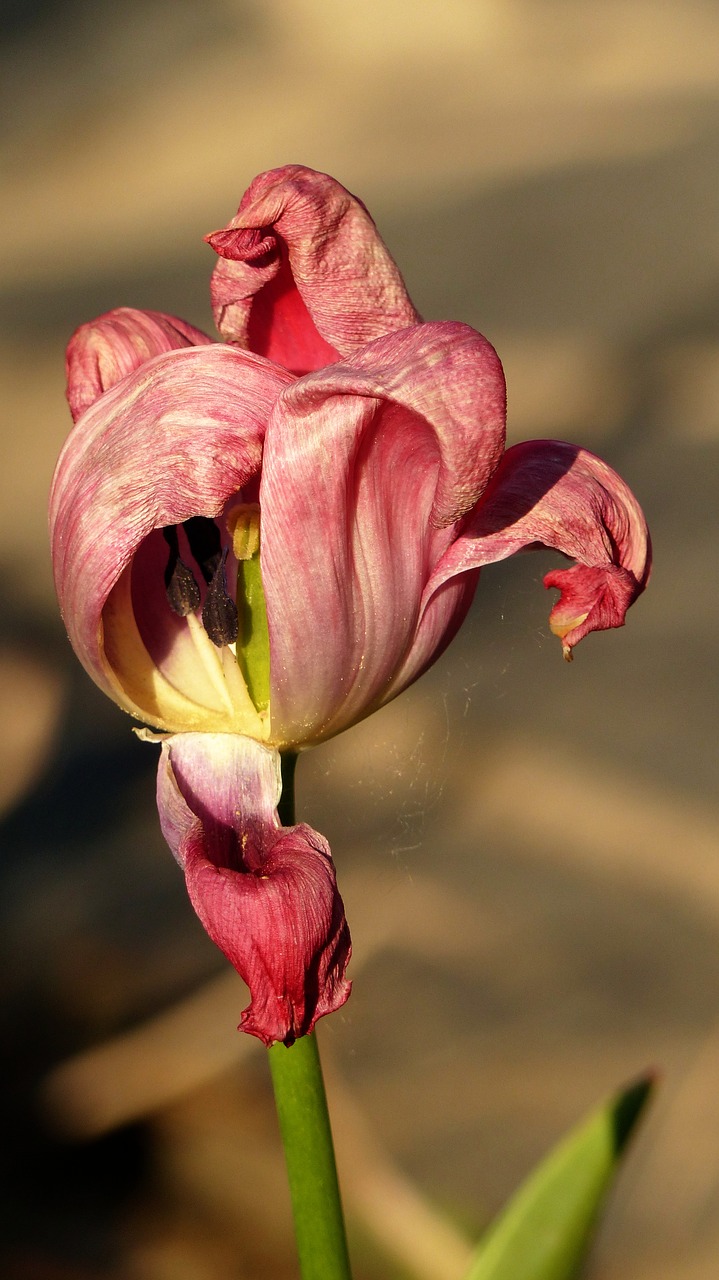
(1, 2), (718, 1277)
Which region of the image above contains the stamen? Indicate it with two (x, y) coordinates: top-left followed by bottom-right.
(163, 526), (201, 616)
(180, 517), (240, 648)
(202, 549), (239, 647)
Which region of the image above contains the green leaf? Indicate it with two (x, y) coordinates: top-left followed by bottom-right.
(463, 1073), (655, 1280)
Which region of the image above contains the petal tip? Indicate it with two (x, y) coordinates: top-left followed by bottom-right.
(205, 225), (275, 262)
(545, 563), (639, 655)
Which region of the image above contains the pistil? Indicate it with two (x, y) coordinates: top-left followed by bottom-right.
(227, 504), (271, 714)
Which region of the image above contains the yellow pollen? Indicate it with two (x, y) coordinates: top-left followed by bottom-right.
(227, 503), (261, 561)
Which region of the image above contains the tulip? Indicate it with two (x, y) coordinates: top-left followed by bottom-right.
(50, 166), (650, 1044)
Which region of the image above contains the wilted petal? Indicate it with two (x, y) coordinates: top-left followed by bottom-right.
(543, 563), (640, 655)
(261, 323), (506, 744)
(310, 322), (507, 527)
(157, 734), (352, 1045)
(415, 440), (651, 662)
(66, 307), (214, 422)
(205, 164), (420, 372)
(50, 344), (293, 728)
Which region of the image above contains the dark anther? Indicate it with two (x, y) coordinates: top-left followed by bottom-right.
(163, 518), (238, 646)
(163, 526), (201, 617)
(202, 550), (239, 647)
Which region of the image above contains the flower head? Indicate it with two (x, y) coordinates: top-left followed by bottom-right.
(50, 165), (650, 1043)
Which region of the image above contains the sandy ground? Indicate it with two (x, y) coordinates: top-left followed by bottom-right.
(1, 2), (718, 1276)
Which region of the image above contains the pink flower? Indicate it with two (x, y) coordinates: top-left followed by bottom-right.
(49, 165), (650, 1044)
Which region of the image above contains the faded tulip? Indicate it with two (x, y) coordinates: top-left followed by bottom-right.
(49, 165), (650, 1044)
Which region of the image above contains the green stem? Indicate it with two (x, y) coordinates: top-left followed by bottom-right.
(268, 752), (353, 1280)
(269, 1034), (352, 1280)
(277, 750), (297, 828)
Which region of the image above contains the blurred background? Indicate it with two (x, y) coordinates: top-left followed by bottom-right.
(1, 1), (718, 1276)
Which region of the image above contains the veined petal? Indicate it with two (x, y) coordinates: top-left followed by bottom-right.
(378, 569), (480, 709)
(205, 164), (420, 371)
(157, 734), (352, 1045)
(306, 322), (507, 527)
(260, 323), (505, 745)
(66, 307), (214, 422)
(415, 440), (651, 662)
(50, 344), (293, 727)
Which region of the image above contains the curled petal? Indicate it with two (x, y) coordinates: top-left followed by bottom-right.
(157, 734), (351, 1045)
(205, 164), (420, 371)
(417, 440), (651, 661)
(66, 307), (215, 422)
(50, 345), (293, 720)
(303, 322), (507, 527)
(261, 322), (505, 744)
(544, 564), (640, 657)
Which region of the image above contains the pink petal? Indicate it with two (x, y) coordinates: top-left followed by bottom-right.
(417, 440), (651, 661)
(66, 307), (215, 422)
(205, 164), (420, 372)
(378, 569), (481, 709)
(543, 563), (641, 655)
(50, 344), (293, 708)
(157, 734), (351, 1045)
(260, 322), (506, 744)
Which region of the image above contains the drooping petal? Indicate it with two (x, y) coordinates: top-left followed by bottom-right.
(157, 734), (351, 1045)
(50, 344), (294, 729)
(410, 440), (651, 664)
(66, 307), (215, 422)
(260, 323), (506, 745)
(205, 164), (420, 372)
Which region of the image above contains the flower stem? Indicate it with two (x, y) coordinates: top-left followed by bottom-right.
(268, 751), (353, 1280)
(269, 1033), (352, 1280)
(277, 749), (297, 828)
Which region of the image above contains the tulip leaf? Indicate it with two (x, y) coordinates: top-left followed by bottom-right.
(462, 1073), (654, 1280)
